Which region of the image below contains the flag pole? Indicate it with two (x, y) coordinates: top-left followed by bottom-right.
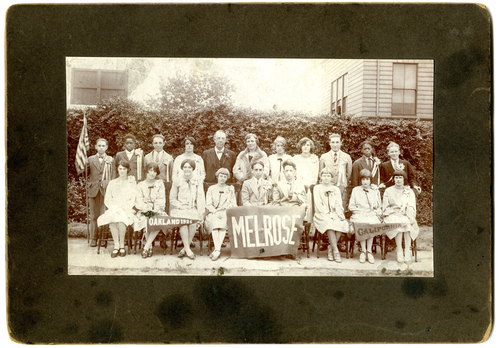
(86, 159), (89, 243)
(84, 110), (90, 243)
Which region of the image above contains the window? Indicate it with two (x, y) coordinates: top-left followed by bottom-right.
(71, 69), (128, 105)
(331, 73), (348, 115)
(392, 63), (417, 115)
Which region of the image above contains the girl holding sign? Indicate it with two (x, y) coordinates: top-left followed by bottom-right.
(134, 163), (166, 258)
(313, 167), (350, 263)
(204, 168), (237, 261)
(170, 159), (205, 260)
(348, 169), (383, 264)
(382, 169), (419, 263)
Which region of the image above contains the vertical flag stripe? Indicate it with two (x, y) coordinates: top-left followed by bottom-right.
(75, 114), (89, 175)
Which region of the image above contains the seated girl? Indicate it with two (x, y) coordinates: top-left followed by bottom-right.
(169, 159), (205, 260)
(348, 169), (383, 264)
(382, 169), (419, 262)
(97, 161), (137, 258)
(134, 163), (166, 258)
(313, 167), (350, 263)
(204, 168), (237, 261)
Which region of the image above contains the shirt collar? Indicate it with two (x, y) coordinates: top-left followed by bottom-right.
(215, 147), (224, 153)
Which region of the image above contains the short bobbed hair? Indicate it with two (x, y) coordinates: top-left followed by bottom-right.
(273, 136), (286, 147)
(181, 158), (196, 170)
(392, 169), (408, 185)
(297, 137), (315, 152)
(319, 167), (335, 178)
(359, 169), (371, 179)
(215, 167), (231, 178)
(146, 162), (161, 176)
(117, 160), (131, 173)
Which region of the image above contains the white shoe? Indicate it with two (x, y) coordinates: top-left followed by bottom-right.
(359, 252), (366, 263)
(397, 248), (404, 263)
(404, 249), (412, 262)
(327, 245), (334, 261)
(367, 252), (375, 264)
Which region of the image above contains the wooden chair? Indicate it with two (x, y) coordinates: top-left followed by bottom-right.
(96, 225), (133, 254)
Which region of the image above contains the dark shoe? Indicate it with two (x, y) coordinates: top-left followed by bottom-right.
(148, 247), (153, 258)
(178, 248), (186, 258)
(100, 241), (106, 247)
(111, 249), (119, 258)
(141, 248), (148, 259)
(119, 248), (126, 257)
(90, 240), (97, 247)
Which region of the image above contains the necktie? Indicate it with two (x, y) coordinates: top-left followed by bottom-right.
(287, 182), (293, 198)
(363, 189), (372, 210)
(368, 157), (372, 169)
(155, 152), (160, 163)
(215, 191), (224, 209)
(333, 152), (338, 163)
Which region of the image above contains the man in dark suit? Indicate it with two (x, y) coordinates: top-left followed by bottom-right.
(202, 130), (237, 183)
(379, 142), (421, 195)
(87, 138), (115, 247)
(114, 133), (144, 181)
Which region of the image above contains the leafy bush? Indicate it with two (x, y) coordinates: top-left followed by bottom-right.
(68, 97), (433, 225)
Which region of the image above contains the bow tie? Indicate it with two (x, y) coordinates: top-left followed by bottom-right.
(99, 155), (105, 159)
(216, 151), (223, 155)
(363, 189), (370, 193)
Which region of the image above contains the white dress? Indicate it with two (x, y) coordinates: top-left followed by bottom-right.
(313, 184), (349, 234)
(382, 186), (419, 240)
(204, 184), (237, 232)
(348, 186), (382, 224)
(169, 175), (205, 222)
(133, 179), (166, 231)
(97, 178), (137, 227)
(172, 153), (206, 184)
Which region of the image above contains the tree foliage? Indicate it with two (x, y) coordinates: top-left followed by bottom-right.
(68, 97), (433, 225)
(157, 71), (235, 112)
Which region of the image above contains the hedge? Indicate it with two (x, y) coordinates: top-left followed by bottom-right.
(67, 97), (433, 225)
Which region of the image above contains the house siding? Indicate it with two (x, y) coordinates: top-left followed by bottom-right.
(322, 59), (434, 119)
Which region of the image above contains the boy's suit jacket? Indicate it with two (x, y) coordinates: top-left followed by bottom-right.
(271, 179), (307, 207)
(351, 156), (380, 187)
(202, 147), (237, 183)
(380, 159), (417, 188)
(241, 177), (271, 206)
(87, 154), (115, 198)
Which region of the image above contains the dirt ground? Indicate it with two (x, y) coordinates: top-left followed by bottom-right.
(68, 225), (433, 277)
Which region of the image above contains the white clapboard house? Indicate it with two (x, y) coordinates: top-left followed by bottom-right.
(321, 59), (434, 119)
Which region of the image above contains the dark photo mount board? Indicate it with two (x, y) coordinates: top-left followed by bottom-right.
(6, 3), (492, 344)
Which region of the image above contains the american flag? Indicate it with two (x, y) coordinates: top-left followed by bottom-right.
(75, 113), (89, 175)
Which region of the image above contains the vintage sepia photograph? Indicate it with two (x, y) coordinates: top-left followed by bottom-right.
(67, 57), (434, 277)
